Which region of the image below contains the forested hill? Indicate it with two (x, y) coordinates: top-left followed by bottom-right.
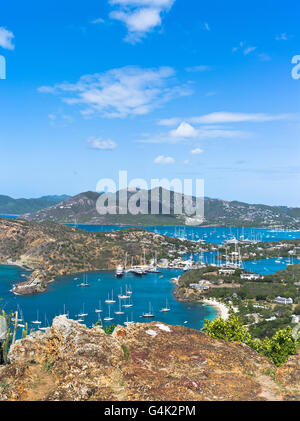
(22, 189), (300, 228)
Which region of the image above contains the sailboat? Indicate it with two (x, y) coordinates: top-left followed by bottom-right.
(122, 296), (133, 308)
(118, 287), (130, 299)
(95, 312), (103, 326)
(95, 300), (103, 313)
(105, 290), (116, 304)
(160, 299), (170, 313)
(142, 302), (155, 318)
(78, 273), (90, 287)
(60, 304), (68, 317)
(39, 315), (50, 331)
(104, 306), (114, 322)
(126, 284), (132, 295)
(78, 303), (88, 318)
(31, 310), (42, 325)
(114, 300), (125, 315)
(124, 313), (135, 327)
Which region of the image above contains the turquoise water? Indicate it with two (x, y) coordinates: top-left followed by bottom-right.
(191, 251), (300, 275)
(0, 266), (217, 333)
(243, 257), (300, 275)
(69, 225), (300, 245)
(1, 224), (300, 335)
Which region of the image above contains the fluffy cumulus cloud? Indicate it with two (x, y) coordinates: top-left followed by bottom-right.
(154, 155), (174, 164)
(109, 0), (175, 42)
(87, 137), (117, 150)
(170, 122), (198, 138)
(38, 66), (190, 118)
(0, 27), (15, 50)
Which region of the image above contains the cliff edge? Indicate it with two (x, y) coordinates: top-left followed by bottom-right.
(0, 316), (299, 401)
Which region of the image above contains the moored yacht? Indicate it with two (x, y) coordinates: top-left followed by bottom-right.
(142, 302), (155, 318)
(115, 265), (124, 278)
(105, 290), (116, 304)
(160, 299), (170, 313)
(104, 306), (114, 322)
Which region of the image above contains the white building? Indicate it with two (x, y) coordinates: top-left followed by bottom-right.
(274, 296), (293, 305)
(240, 273), (264, 281)
(219, 268), (236, 275)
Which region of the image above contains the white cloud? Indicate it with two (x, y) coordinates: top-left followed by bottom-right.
(109, 0), (175, 42)
(38, 66), (191, 118)
(87, 137), (117, 150)
(189, 112), (295, 124)
(0, 27), (15, 50)
(154, 155), (174, 164)
(170, 122), (198, 138)
(158, 117), (181, 126)
(137, 125), (248, 144)
(159, 112), (297, 127)
(203, 22), (210, 31)
(140, 111), (297, 145)
(190, 148), (203, 155)
(244, 46), (256, 55)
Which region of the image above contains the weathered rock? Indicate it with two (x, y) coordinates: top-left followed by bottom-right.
(0, 316), (298, 401)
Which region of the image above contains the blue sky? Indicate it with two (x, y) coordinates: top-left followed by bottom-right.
(0, 0), (300, 206)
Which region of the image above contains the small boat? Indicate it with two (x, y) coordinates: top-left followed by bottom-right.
(105, 290), (116, 304)
(146, 266), (162, 273)
(118, 287), (130, 300)
(132, 267), (143, 276)
(114, 300), (125, 315)
(60, 304), (68, 317)
(160, 299), (170, 313)
(115, 265), (124, 278)
(122, 296), (133, 308)
(95, 300), (103, 313)
(124, 314), (135, 327)
(39, 315), (50, 332)
(78, 304), (88, 318)
(142, 302), (155, 318)
(78, 273), (90, 287)
(104, 306), (114, 322)
(125, 284), (132, 295)
(31, 310), (42, 325)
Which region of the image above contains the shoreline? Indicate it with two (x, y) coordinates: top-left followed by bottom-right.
(202, 298), (230, 321)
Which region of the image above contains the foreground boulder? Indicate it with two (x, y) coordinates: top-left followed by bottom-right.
(0, 316), (299, 401)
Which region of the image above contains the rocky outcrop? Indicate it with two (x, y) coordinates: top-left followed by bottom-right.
(0, 316), (299, 401)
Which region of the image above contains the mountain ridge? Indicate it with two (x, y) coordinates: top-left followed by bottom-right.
(22, 190), (300, 228)
(0, 194), (70, 215)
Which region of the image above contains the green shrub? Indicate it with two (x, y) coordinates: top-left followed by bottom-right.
(249, 327), (297, 367)
(203, 315), (251, 343)
(203, 315), (298, 366)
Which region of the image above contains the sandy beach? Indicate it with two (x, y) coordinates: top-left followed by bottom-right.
(202, 299), (230, 321)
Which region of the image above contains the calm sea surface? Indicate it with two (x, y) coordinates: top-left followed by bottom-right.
(1, 223), (300, 333)
(69, 225), (300, 244)
(0, 266), (217, 333)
